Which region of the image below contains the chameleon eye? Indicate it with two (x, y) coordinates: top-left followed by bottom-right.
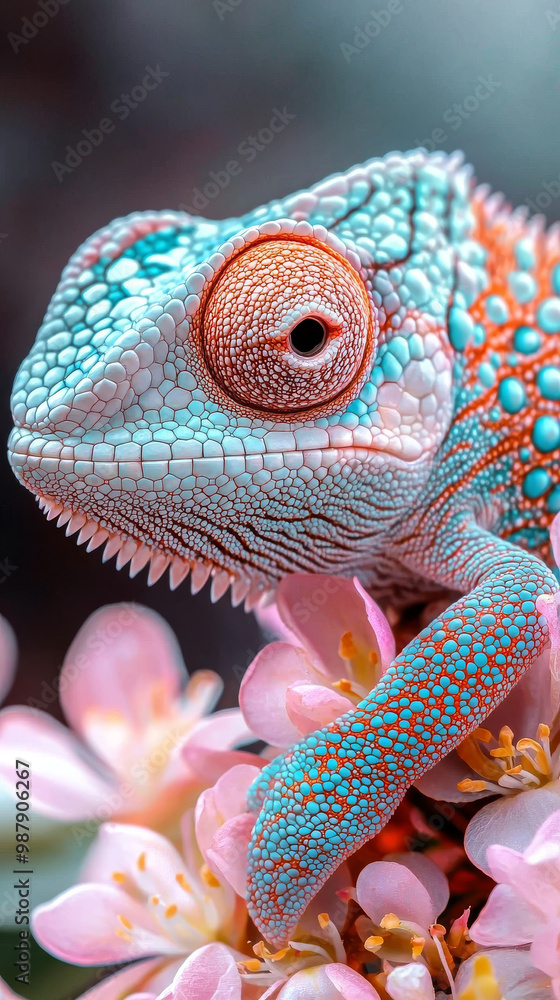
(201, 237), (373, 414)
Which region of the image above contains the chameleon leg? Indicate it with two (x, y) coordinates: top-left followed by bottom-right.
(246, 528), (557, 946)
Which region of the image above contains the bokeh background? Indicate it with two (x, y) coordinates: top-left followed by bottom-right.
(1, 1), (559, 995)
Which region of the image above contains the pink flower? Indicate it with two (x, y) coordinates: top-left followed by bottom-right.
(0, 604), (253, 832)
(32, 797), (377, 1000)
(32, 817), (245, 997)
(241, 573), (395, 747)
(469, 808), (560, 996)
(159, 942), (381, 1000)
(351, 853), (449, 965)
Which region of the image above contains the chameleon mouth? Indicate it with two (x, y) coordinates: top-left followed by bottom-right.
(35, 494), (274, 610)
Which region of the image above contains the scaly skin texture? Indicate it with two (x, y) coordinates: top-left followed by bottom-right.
(8, 150), (560, 944)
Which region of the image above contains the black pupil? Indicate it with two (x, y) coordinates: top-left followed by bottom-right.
(289, 318), (327, 357)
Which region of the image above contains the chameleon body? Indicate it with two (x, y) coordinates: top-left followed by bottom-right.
(8, 150), (560, 945)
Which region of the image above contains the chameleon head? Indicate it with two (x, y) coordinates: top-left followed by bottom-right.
(8, 151), (476, 605)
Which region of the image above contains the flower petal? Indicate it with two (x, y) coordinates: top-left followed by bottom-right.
(352, 578), (396, 671)
(470, 883), (538, 946)
(0, 975), (27, 1000)
(80, 823), (185, 894)
(530, 919), (560, 981)
(157, 944), (241, 1000)
(181, 746), (262, 788)
(188, 709), (255, 751)
(32, 883), (176, 964)
(536, 594), (560, 712)
(239, 643), (320, 745)
(382, 852), (449, 919)
(455, 949), (552, 1000)
(195, 765), (261, 858)
(279, 964), (380, 999)
(465, 783), (560, 876)
(77, 959), (181, 1000)
(276, 574), (391, 687)
(0, 616), (17, 705)
(356, 861), (434, 928)
(386, 963), (435, 1000)
(285, 683), (354, 734)
(484, 809), (560, 918)
(206, 813), (255, 897)
(0, 707), (115, 820)
(60, 604), (188, 766)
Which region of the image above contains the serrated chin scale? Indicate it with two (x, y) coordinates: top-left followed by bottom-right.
(35, 494), (273, 610)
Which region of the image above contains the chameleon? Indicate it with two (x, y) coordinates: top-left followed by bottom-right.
(8, 149), (560, 946)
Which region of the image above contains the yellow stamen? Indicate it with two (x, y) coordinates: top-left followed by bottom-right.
(137, 852), (146, 872)
(112, 871), (126, 883)
(379, 912), (400, 930)
(516, 737), (551, 777)
(498, 725), (515, 759)
(369, 649), (378, 666)
(176, 872), (192, 892)
(457, 730), (503, 781)
(457, 954), (503, 1000)
(118, 914), (133, 929)
(200, 864), (220, 887)
(339, 631), (357, 660)
(364, 935), (384, 952)
(332, 677), (362, 702)
(504, 764), (523, 775)
(151, 895), (159, 905)
(165, 904), (178, 918)
(334, 678), (352, 693)
(253, 940), (289, 960)
(318, 912), (330, 929)
(411, 935), (425, 959)
(457, 778), (490, 793)
(238, 958), (262, 972)
(115, 928), (132, 942)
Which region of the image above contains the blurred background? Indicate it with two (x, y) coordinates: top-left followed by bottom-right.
(0, 0), (559, 994)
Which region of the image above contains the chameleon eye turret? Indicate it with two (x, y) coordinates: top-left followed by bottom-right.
(201, 235), (374, 413)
